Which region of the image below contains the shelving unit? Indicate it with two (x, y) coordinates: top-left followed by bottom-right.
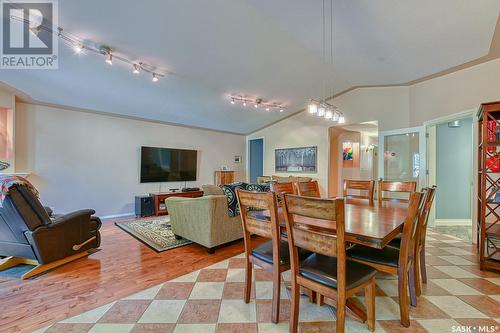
(477, 101), (500, 271)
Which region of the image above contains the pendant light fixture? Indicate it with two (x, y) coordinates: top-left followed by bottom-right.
(306, 0), (344, 124)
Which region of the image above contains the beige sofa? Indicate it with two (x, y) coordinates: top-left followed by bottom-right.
(165, 185), (243, 253)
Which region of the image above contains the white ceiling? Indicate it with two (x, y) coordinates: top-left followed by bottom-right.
(1, 0), (499, 134)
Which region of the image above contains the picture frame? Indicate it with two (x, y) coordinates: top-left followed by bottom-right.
(234, 155), (242, 163)
(275, 146), (317, 173)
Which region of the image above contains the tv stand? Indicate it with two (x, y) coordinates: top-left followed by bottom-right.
(150, 191), (204, 216)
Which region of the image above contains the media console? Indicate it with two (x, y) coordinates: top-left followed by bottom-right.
(150, 191), (204, 216)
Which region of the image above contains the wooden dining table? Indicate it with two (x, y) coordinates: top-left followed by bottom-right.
(254, 198), (409, 249)
(250, 198), (410, 323)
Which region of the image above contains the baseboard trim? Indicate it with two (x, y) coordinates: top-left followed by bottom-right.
(101, 212), (135, 220)
(435, 219), (472, 226)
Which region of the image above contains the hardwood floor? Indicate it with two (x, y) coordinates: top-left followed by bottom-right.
(0, 218), (256, 333)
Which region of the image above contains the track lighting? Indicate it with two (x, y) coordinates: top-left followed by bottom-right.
(325, 110), (333, 119)
(133, 64), (140, 74)
(338, 115), (345, 124)
(74, 44), (83, 54)
(317, 107), (325, 117)
(106, 53), (113, 65)
(152, 73), (159, 82)
(228, 95), (285, 113)
(308, 102), (318, 114)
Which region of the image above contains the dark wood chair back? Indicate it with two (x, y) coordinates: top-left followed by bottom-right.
(417, 186), (436, 246)
(398, 191), (424, 271)
(271, 182), (296, 206)
(378, 180), (417, 204)
(343, 179), (375, 205)
(296, 181), (320, 198)
(236, 189), (280, 241)
(282, 194), (346, 285)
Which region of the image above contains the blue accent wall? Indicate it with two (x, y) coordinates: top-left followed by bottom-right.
(436, 117), (472, 220)
(249, 138), (264, 183)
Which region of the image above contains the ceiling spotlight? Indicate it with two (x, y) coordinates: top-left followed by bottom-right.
(338, 115), (345, 124)
(317, 107), (326, 117)
(325, 110), (333, 119)
(332, 112), (339, 121)
(106, 53), (113, 65)
(243, 101), (247, 107)
(254, 104), (258, 109)
(308, 102), (318, 114)
(279, 109), (284, 113)
(230, 99), (235, 104)
(152, 73), (159, 82)
(74, 44), (83, 54)
(132, 64), (140, 74)
(265, 107), (270, 111)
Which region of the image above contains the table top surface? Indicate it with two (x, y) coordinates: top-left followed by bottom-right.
(254, 199), (409, 249)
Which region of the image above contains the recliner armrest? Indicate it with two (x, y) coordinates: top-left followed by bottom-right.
(51, 209), (96, 225)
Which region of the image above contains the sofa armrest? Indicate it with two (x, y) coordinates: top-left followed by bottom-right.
(25, 209), (101, 264)
(166, 195), (241, 248)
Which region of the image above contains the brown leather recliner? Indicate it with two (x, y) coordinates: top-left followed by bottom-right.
(0, 184), (101, 278)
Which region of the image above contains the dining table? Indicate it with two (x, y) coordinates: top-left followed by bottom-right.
(250, 198), (410, 323)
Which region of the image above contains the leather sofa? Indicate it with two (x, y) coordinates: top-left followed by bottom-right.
(0, 184), (101, 278)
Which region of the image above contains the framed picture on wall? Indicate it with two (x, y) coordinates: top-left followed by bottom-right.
(343, 142), (353, 161)
(234, 155), (242, 163)
(275, 146), (317, 173)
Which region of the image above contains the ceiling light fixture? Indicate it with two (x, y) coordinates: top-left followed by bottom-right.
(133, 64), (140, 74)
(305, 0), (345, 124)
(152, 73), (159, 82)
(228, 95), (285, 113)
(5, 15), (169, 83)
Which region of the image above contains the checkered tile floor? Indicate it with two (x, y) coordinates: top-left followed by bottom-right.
(33, 231), (500, 333)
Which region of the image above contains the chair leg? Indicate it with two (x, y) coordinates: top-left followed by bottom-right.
(336, 294), (346, 333)
(271, 268), (281, 323)
(365, 279), (376, 332)
(409, 264), (417, 307)
(289, 282), (300, 333)
(414, 251), (422, 297)
(420, 246), (427, 284)
(398, 268), (410, 327)
(244, 260), (252, 304)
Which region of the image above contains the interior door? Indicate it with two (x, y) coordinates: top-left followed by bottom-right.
(249, 138), (264, 183)
(378, 126), (426, 189)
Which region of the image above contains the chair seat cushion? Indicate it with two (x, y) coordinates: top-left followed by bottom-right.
(347, 244), (400, 268)
(387, 234), (402, 248)
(299, 254), (377, 290)
(252, 240), (311, 265)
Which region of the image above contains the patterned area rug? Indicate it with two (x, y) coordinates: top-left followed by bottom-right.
(115, 216), (192, 252)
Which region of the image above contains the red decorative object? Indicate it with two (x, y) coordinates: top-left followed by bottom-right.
(487, 120), (497, 153)
(486, 154), (500, 172)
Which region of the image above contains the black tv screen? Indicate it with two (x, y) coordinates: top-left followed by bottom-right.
(140, 146), (197, 183)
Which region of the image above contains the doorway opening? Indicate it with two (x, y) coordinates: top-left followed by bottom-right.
(427, 116), (474, 241)
(248, 138), (264, 183)
(328, 122), (379, 197)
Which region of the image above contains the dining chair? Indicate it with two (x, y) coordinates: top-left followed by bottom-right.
(343, 179), (375, 205)
(347, 191), (424, 327)
(377, 179), (417, 205)
(296, 180), (320, 197)
(236, 189), (310, 323)
(283, 194), (377, 333)
(389, 186), (436, 297)
(271, 182), (296, 206)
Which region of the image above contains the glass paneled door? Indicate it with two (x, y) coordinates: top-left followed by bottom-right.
(378, 127), (426, 189)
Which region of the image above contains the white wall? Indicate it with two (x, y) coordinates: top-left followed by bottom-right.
(15, 103), (246, 217)
(248, 86), (411, 194)
(248, 58), (500, 194)
(410, 58), (500, 126)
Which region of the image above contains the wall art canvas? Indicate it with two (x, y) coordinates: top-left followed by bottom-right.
(343, 142), (354, 161)
(275, 146), (317, 173)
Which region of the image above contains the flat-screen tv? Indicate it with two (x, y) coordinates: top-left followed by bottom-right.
(140, 146), (197, 183)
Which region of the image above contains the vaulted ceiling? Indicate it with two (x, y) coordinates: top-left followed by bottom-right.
(1, 0), (499, 134)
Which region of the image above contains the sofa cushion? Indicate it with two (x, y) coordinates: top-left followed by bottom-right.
(219, 182), (271, 218)
(202, 184), (224, 196)
(220, 182), (247, 217)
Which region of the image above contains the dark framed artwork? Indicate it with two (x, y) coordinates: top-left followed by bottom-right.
(275, 146), (317, 173)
